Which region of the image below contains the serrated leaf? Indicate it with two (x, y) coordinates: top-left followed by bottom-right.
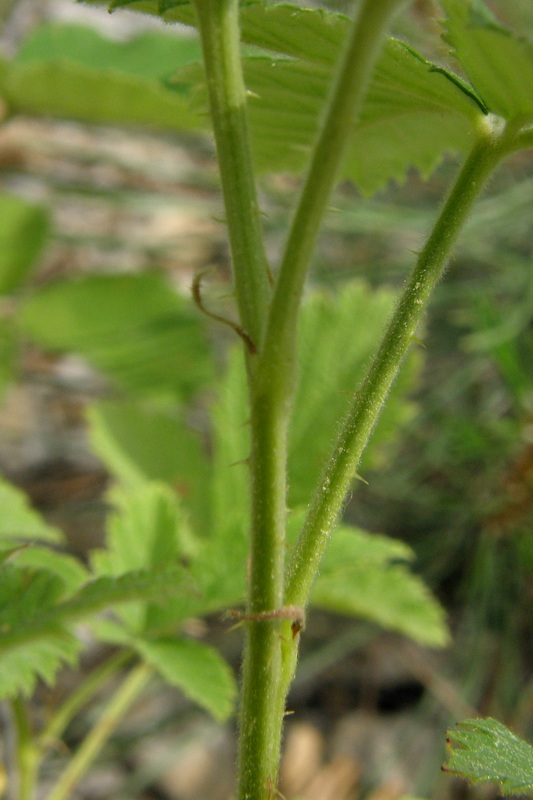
(0, 563), (67, 630)
(8, 546), (88, 594)
(171, 4), (482, 192)
(244, 39), (480, 192)
(0, 632), (81, 699)
(18, 274), (213, 400)
(193, 347), (250, 609)
(18, 6), (485, 192)
(0, 193), (49, 295)
(87, 400), (210, 532)
(0, 476), (64, 544)
(0, 562), (189, 697)
(3, 24), (202, 131)
(0, 564), (191, 655)
(135, 637), (236, 720)
(289, 282), (421, 506)
(91, 483), (203, 632)
(0, 561), (81, 697)
(443, 718), (533, 796)
(442, 0), (533, 120)
(311, 524), (449, 647)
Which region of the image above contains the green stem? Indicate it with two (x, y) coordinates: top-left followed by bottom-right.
(39, 651), (132, 753)
(192, 0), (271, 351)
(11, 697), (39, 800)
(285, 115), (511, 615)
(43, 662), (152, 800)
(236, 4), (407, 798)
(236, 388), (288, 800)
(257, 0), (408, 403)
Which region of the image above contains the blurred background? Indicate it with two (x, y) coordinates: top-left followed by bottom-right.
(0, 1), (532, 799)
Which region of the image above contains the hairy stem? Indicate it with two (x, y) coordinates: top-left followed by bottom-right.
(236, 2), (408, 797)
(192, 0), (271, 350)
(44, 662), (152, 800)
(285, 115), (511, 615)
(236, 387), (289, 800)
(257, 0), (409, 404)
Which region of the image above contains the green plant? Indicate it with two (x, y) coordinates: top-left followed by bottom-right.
(443, 718), (533, 797)
(0, 1), (532, 799)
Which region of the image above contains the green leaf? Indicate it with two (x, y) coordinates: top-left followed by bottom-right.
(442, 0), (533, 120)
(3, 23), (202, 131)
(174, 5), (482, 192)
(87, 400), (209, 531)
(91, 483), (202, 632)
(0, 560), (190, 697)
(23, 7), (485, 192)
(244, 39), (480, 192)
(289, 282), (421, 506)
(193, 347), (250, 609)
(311, 523), (449, 647)
(443, 718), (533, 796)
(135, 637), (237, 720)
(18, 274), (213, 400)
(0, 476), (64, 544)
(16, 23), (201, 81)
(0, 632), (81, 698)
(0, 562), (81, 697)
(8, 546), (88, 594)
(0, 193), (49, 295)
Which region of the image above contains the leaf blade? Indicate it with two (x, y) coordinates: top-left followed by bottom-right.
(443, 718), (533, 796)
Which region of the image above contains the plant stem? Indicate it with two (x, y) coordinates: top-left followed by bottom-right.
(236, 3), (407, 798)
(44, 662), (152, 800)
(39, 651), (133, 753)
(284, 114), (511, 615)
(236, 387), (289, 800)
(257, 0), (408, 403)
(192, 0), (271, 351)
(11, 697), (39, 800)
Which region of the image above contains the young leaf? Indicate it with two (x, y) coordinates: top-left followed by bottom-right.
(135, 637), (237, 721)
(310, 524), (450, 647)
(441, 0), (533, 120)
(443, 718), (533, 796)
(0, 476), (64, 544)
(0, 193), (49, 295)
(18, 274), (213, 400)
